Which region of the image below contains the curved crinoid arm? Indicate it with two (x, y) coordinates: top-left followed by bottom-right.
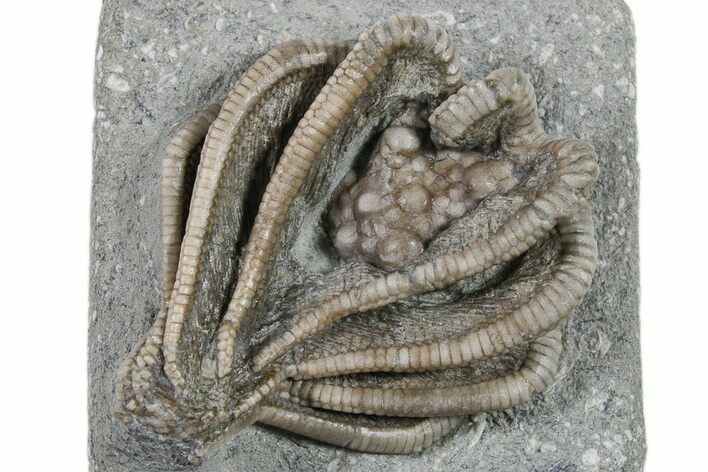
(258, 404), (463, 454)
(181, 365), (464, 460)
(115, 106), (219, 436)
(428, 67), (546, 157)
(160, 38), (353, 390)
(191, 401), (462, 460)
(215, 13), (463, 377)
(284, 329), (561, 417)
(541, 137), (600, 199)
(161, 104), (221, 305)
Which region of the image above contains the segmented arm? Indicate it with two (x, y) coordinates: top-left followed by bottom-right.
(285, 329), (562, 417)
(259, 404), (463, 454)
(116, 105), (219, 432)
(429, 67), (546, 156)
(161, 104), (221, 305)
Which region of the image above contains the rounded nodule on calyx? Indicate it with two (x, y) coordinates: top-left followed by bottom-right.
(329, 116), (521, 271)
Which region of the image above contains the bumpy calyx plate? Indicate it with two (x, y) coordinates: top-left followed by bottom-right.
(115, 14), (598, 463)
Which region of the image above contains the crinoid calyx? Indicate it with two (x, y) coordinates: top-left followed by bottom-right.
(115, 14), (599, 463)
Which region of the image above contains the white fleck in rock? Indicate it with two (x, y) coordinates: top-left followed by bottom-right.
(585, 389), (609, 412)
(615, 77), (635, 98)
(96, 44), (103, 61)
(540, 442), (557, 453)
(488, 35), (501, 45)
(269, 2), (278, 13)
(582, 448), (600, 466)
(105, 74), (131, 93)
(421, 10), (456, 27)
(593, 84), (604, 99)
(167, 48), (178, 58)
(591, 44), (605, 57)
(215, 17), (225, 31)
(201, 46), (209, 55)
(539, 43), (555, 65)
(184, 16), (197, 31)
(525, 437), (541, 454)
(139, 43), (155, 59)
(157, 73), (177, 89)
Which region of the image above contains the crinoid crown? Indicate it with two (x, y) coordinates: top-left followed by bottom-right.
(115, 14), (598, 463)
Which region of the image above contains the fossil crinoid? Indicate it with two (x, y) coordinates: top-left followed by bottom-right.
(115, 14), (598, 463)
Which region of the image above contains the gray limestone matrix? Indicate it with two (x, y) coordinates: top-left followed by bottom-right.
(90, 2), (644, 471)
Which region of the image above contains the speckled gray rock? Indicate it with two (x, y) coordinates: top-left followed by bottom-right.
(89, 0), (643, 470)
